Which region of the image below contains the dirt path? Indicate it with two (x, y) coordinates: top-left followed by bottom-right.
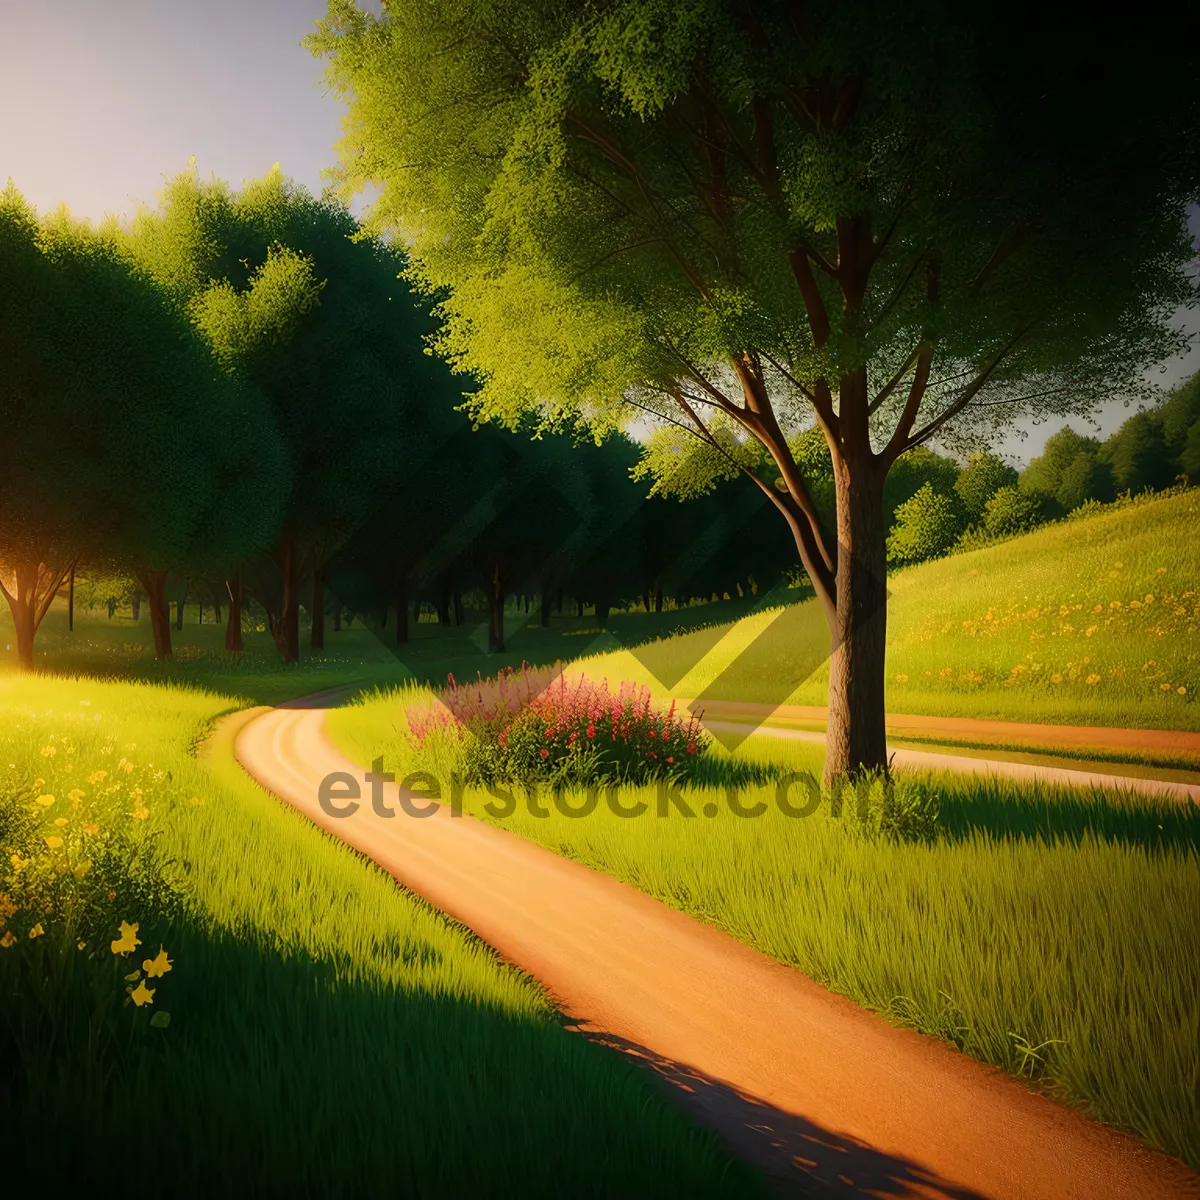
(700, 721), (1200, 803)
(685, 699), (1200, 763)
(229, 697), (1197, 1199)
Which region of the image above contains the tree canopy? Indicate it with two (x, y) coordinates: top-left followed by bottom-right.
(312, 0), (1199, 776)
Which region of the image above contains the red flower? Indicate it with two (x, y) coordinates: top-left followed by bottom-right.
(687, 740), (697, 755)
(666, 757), (674, 764)
(647, 728), (656, 739)
(539, 748), (549, 759)
(586, 723), (596, 739)
(647, 750), (658, 759)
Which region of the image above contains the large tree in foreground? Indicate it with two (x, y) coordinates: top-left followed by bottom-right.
(312, 0), (1199, 777)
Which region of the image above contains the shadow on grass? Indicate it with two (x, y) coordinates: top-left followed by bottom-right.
(931, 776), (1200, 855)
(1, 915), (764, 1199)
(582, 1031), (987, 1199)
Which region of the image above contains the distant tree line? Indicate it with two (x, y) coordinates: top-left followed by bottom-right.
(884, 373), (1200, 567)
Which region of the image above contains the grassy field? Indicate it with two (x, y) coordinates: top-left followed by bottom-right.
(0, 672), (760, 1197)
(330, 686), (1200, 1172)
(573, 490), (1200, 731)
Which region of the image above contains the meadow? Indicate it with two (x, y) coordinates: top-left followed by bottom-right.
(329, 688), (1200, 1172)
(0, 672), (758, 1197)
(573, 490), (1200, 733)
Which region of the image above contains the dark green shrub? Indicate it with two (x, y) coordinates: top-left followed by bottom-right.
(982, 485), (1046, 537)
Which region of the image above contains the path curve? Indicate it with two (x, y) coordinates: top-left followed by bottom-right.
(231, 697), (1199, 1199)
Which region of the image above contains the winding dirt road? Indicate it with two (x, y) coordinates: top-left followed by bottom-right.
(230, 696), (1198, 1199)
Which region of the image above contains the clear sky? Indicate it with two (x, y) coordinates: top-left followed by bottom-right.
(2, 0), (1196, 464)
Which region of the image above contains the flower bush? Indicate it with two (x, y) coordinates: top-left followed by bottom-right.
(406, 663), (709, 785)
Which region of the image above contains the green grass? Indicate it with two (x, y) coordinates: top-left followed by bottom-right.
(330, 685), (1200, 1171)
(573, 489), (1200, 731)
(0, 673), (760, 1197)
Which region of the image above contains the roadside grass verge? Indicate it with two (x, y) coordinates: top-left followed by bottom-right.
(573, 490), (1200, 731)
(330, 684), (1200, 1172)
(0, 674), (760, 1197)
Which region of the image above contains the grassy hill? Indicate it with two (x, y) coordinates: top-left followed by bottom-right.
(577, 489), (1200, 730)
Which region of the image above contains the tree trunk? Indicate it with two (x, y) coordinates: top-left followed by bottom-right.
(654, 584), (663, 613)
(488, 563), (505, 653)
(67, 565), (75, 632)
(131, 590), (141, 622)
(452, 591), (464, 626)
(437, 578), (451, 626)
(539, 582), (552, 627)
(823, 453), (889, 783)
(107, 598), (117, 620)
(396, 576), (409, 645)
(175, 589), (186, 630)
(136, 568), (172, 660)
(213, 591), (221, 625)
(333, 606), (342, 632)
(576, 598), (584, 618)
(311, 568), (326, 651)
(272, 535), (300, 663)
(596, 589), (610, 626)
(225, 576), (244, 652)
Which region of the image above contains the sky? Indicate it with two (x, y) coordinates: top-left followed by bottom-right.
(2, 0), (1197, 465)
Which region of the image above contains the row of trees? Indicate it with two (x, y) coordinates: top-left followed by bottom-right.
(5, 159), (1028, 670)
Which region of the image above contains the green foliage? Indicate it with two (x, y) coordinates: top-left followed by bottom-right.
(0, 182), (286, 578)
(887, 483), (965, 565)
(1019, 427), (1115, 514)
(982, 485), (1046, 537)
(311, 0), (1198, 506)
(1101, 410), (1176, 495)
(954, 452), (1018, 522)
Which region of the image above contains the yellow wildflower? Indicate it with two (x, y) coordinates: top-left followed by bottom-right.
(35, 794), (55, 807)
(40, 746), (56, 757)
(894, 674), (909, 684)
(131, 805), (149, 821)
(44, 836), (63, 849)
(53, 817), (67, 827)
(940, 666), (954, 677)
(1110, 600), (1122, 609)
(1086, 674), (1101, 685)
(29, 923), (44, 939)
(1093, 604), (1103, 613)
(10, 853), (29, 871)
(67, 788), (85, 803)
(1050, 674), (1063, 684)
(130, 981), (156, 1007)
(87, 770), (107, 785)
(0, 931), (16, 948)
(81, 822), (98, 834)
(77, 941), (87, 950)
(255, 624), (265, 632)
(118, 759), (134, 774)
(73, 861), (91, 878)
(0, 894), (15, 920)
(1161, 683), (1173, 691)
(1144, 593), (1154, 604)
(1155, 567), (1167, 575)
(143, 946), (173, 978)
(110, 921), (141, 956)
(1179, 687), (1188, 696)
(1085, 625), (1097, 637)
(189, 795), (205, 807)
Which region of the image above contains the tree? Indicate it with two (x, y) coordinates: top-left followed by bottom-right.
(982, 486), (1045, 538)
(0, 186), (284, 666)
(1101, 412), (1176, 496)
(1020, 427), (1115, 515)
(955, 452), (1018, 524)
(312, 1), (1199, 777)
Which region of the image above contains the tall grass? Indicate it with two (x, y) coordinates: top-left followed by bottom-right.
(331, 686), (1200, 1171)
(0, 675), (760, 1197)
